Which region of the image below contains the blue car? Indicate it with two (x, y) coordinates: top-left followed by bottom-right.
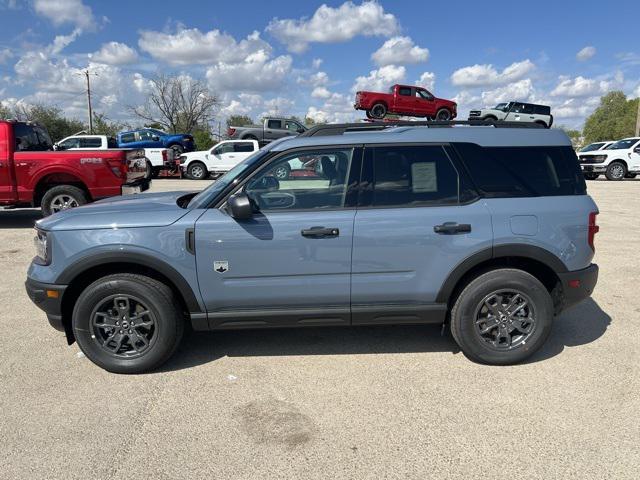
(26, 121), (599, 373)
(117, 128), (195, 155)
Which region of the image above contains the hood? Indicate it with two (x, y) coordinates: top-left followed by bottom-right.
(182, 150), (208, 160)
(37, 191), (196, 231)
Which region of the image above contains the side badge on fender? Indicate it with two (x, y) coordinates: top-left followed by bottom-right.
(214, 261), (229, 273)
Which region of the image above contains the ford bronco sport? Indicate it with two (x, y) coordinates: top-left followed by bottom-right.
(26, 121), (599, 373)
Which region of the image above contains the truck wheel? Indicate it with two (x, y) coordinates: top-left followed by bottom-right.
(435, 108), (452, 121)
(365, 111), (373, 119)
(72, 273), (184, 374)
(144, 160), (153, 180)
(605, 162), (626, 181)
(151, 167), (162, 179)
(243, 135), (258, 141)
(450, 269), (553, 365)
(483, 116), (497, 125)
(170, 144), (184, 156)
(187, 161), (208, 180)
(41, 185), (87, 216)
(369, 103), (387, 119)
(584, 173), (599, 180)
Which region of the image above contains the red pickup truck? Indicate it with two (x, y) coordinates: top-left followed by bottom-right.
(1, 120), (149, 216)
(354, 84), (457, 121)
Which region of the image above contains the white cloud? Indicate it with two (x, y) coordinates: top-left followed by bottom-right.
(33, 0), (96, 30)
(311, 86), (331, 99)
(49, 28), (82, 54)
(552, 96), (601, 119)
(306, 91), (356, 123)
(206, 51), (293, 92)
(0, 48), (13, 64)
(576, 46), (596, 62)
(480, 79), (535, 105)
(550, 72), (624, 97)
(139, 28), (271, 66)
(352, 64), (406, 93)
(267, 1), (399, 53)
(91, 42), (138, 65)
(451, 59), (535, 88)
(312, 58), (323, 69)
(372, 36), (429, 66)
(415, 72), (436, 91)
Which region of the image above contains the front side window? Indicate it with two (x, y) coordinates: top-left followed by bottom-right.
(213, 143), (234, 155)
(416, 89), (434, 101)
(362, 146), (460, 207)
(120, 133), (135, 143)
(138, 130), (155, 141)
(58, 138), (80, 150)
(244, 149), (353, 211)
(284, 120), (301, 131)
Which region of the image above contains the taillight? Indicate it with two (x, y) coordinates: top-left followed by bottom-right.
(227, 127), (236, 136)
(162, 150), (167, 162)
(588, 211), (599, 252)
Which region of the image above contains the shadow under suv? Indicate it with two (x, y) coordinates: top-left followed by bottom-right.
(26, 122), (599, 373)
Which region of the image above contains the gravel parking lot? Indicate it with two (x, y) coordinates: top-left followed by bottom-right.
(1, 178), (638, 479)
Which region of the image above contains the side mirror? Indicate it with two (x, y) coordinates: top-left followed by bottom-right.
(297, 128), (305, 133)
(227, 192), (253, 220)
(53, 143), (59, 151)
(152, 135), (160, 141)
(634, 147), (640, 153)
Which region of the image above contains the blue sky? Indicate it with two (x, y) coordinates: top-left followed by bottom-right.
(1, 0), (638, 131)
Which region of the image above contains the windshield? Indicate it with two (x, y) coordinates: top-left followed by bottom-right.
(607, 139), (639, 150)
(187, 149), (271, 209)
(580, 142), (605, 152)
(494, 103), (508, 111)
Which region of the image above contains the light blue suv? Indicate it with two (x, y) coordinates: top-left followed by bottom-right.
(26, 122), (600, 373)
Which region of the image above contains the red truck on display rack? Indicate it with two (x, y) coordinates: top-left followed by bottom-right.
(354, 84), (457, 121)
(1, 120), (149, 216)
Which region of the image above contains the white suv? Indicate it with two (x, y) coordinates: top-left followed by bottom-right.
(179, 139), (259, 180)
(468, 102), (553, 128)
(578, 137), (640, 180)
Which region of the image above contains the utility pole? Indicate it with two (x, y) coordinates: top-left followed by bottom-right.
(77, 69), (98, 133)
(636, 97), (640, 137)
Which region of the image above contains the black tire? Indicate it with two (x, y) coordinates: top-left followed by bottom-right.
(243, 135), (259, 141)
(170, 144), (184, 156)
(584, 173), (599, 180)
(435, 108), (452, 121)
(144, 160), (153, 180)
(272, 163), (291, 180)
(365, 111), (373, 119)
(41, 185), (88, 216)
(151, 167), (162, 179)
(534, 121), (548, 129)
(450, 269), (553, 365)
(187, 161), (208, 180)
(483, 116), (497, 125)
(605, 161), (626, 181)
(72, 274), (184, 374)
(369, 103), (387, 119)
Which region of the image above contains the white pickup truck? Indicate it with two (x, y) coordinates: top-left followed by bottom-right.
(178, 139), (259, 180)
(578, 137), (640, 180)
(55, 134), (175, 178)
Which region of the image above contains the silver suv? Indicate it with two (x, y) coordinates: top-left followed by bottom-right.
(26, 121), (598, 373)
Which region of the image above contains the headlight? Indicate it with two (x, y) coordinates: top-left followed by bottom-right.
(33, 229), (50, 265)
(591, 155), (607, 163)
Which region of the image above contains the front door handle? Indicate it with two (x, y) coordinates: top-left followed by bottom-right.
(301, 226), (339, 238)
(434, 222), (471, 234)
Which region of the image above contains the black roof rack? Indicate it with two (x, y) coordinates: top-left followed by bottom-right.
(299, 120), (545, 138)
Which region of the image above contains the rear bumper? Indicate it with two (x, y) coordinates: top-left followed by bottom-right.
(121, 178), (150, 195)
(25, 277), (67, 332)
(557, 263), (598, 312)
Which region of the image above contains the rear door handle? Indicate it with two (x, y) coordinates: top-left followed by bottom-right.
(301, 226), (339, 238)
(434, 222), (471, 234)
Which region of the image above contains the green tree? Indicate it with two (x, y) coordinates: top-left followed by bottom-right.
(13, 103), (84, 142)
(226, 115), (254, 127)
(583, 91), (639, 143)
(92, 113), (126, 137)
(556, 125), (583, 149)
(192, 128), (215, 150)
(0, 103), (11, 119)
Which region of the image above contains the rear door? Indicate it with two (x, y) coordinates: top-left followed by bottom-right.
(264, 119), (283, 141)
(394, 86), (415, 114)
(351, 144), (492, 324)
(194, 146), (361, 327)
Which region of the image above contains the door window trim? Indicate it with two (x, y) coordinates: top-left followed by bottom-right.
(216, 144), (364, 213)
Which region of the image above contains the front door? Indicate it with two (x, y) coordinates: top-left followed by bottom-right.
(0, 150), (14, 202)
(351, 144), (492, 324)
(630, 141), (640, 172)
(194, 146), (360, 328)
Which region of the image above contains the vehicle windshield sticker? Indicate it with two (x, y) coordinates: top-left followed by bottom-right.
(214, 261), (229, 273)
(411, 162), (437, 193)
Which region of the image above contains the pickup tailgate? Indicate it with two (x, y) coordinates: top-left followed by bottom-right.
(124, 149), (147, 184)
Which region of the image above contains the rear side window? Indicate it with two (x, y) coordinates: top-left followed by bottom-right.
(234, 142), (254, 152)
(267, 120), (282, 129)
(362, 145), (462, 207)
(120, 133), (135, 143)
(533, 105), (551, 115)
(453, 143), (586, 197)
(14, 123), (51, 151)
(79, 137), (102, 148)
(398, 87), (412, 96)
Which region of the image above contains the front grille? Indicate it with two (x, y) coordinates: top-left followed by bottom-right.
(579, 156), (606, 164)
(469, 111), (481, 117)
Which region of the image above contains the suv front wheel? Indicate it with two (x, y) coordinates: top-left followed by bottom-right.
(605, 161), (627, 181)
(450, 269), (553, 365)
(72, 274), (184, 374)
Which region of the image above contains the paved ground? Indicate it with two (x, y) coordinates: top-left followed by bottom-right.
(1, 178), (638, 479)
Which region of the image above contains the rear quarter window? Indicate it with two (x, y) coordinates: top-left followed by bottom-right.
(453, 143), (586, 197)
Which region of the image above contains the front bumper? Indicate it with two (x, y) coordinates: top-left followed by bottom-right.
(580, 165), (607, 173)
(25, 277), (67, 332)
(557, 263), (599, 312)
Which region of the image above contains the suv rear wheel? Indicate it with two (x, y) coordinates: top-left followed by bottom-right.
(605, 161), (626, 181)
(450, 269), (553, 365)
(72, 274), (184, 374)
